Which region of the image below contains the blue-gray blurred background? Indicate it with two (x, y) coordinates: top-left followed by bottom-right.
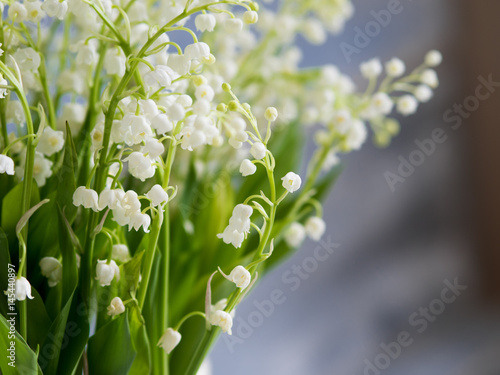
(209, 1), (500, 374)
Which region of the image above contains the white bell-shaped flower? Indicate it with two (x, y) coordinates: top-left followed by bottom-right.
(41, 0), (68, 20)
(397, 95), (419, 116)
(425, 50), (442, 67)
(107, 297), (126, 316)
(360, 58), (382, 79)
(0, 154), (15, 175)
(195, 13), (216, 32)
(111, 244), (130, 263)
(128, 211), (151, 233)
(264, 107), (278, 122)
(167, 54), (191, 76)
(420, 69), (439, 88)
(281, 172), (302, 193)
(305, 217), (326, 241)
(243, 10), (258, 24)
(239, 159), (256, 177)
(158, 328), (182, 354)
(73, 186), (99, 211)
(39, 257), (63, 287)
(95, 260), (120, 286)
(371, 92), (394, 115)
(151, 114), (173, 135)
(98, 189), (124, 211)
(250, 142), (267, 160)
(210, 310), (233, 335)
(228, 266), (251, 290)
(126, 152), (156, 181)
(385, 58), (405, 77)
(143, 138), (165, 159)
(185, 42), (210, 61)
(415, 85), (433, 103)
(284, 222), (306, 247)
(15, 277), (34, 301)
(37, 127), (65, 156)
(146, 184), (169, 207)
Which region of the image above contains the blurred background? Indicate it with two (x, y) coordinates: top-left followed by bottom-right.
(209, 0), (500, 374)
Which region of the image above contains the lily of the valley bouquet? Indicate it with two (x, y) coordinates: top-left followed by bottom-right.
(0, 0), (441, 374)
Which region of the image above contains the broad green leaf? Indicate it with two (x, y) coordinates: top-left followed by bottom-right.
(128, 307), (151, 375)
(55, 292), (89, 375)
(88, 312), (136, 375)
(1, 182), (40, 249)
(26, 287), (52, 351)
(0, 314), (42, 375)
(39, 292), (74, 375)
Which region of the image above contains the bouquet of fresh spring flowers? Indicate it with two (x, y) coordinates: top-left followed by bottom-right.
(0, 0), (441, 374)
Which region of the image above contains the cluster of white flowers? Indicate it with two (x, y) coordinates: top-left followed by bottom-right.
(73, 184), (168, 233)
(217, 204), (253, 248)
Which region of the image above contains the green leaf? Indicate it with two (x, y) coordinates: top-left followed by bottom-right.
(56, 123), (78, 223)
(88, 312), (136, 375)
(0, 314), (43, 375)
(119, 250), (144, 297)
(26, 287), (52, 352)
(27, 192), (59, 263)
(56, 205), (79, 302)
(39, 292), (74, 375)
(128, 307), (151, 375)
(16, 199), (50, 238)
(1, 182), (40, 248)
(55, 292), (89, 375)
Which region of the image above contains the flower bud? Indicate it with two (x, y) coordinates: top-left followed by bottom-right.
(243, 10), (258, 24)
(425, 50), (442, 67)
(250, 142), (267, 160)
(397, 95), (418, 116)
(239, 159), (257, 177)
(264, 107), (278, 122)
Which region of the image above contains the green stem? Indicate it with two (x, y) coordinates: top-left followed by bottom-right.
(184, 156), (277, 375)
(137, 214), (162, 309)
